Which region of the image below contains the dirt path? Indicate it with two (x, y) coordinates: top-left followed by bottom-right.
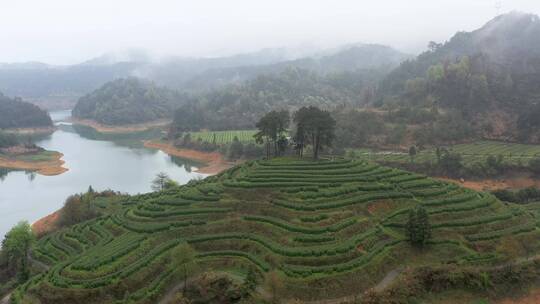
(144, 141), (235, 175)
(299, 268), (403, 304)
(158, 280), (189, 304)
(0, 152), (68, 176)
(373, 268), (404, 292)
(497, 288), (540, 304)
(71, 118), (171, 133)
(437, 173), (540, 192)
(0, 293), (10, 304)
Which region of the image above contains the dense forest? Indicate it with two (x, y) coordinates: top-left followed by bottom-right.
(169, 67), (383, 133)
(73, 44), (408, 128)
(72, 78), (185, 125)
(93, 13), (540, 147)
(0, 93), (52, 129)
(379, 12), (540, 143)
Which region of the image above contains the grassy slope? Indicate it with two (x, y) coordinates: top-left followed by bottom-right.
(13, 158), (540, 303)
(187, 130), (257, 144)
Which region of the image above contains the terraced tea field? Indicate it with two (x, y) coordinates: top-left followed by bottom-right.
(13, 158), (540, 303)
(356, 140), (540, 167)
(188, 130), (257, 144)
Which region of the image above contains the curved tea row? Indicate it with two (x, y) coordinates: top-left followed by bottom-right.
(14, 158), (540, 303)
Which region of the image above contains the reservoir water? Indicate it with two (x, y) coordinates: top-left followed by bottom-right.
(0, 110), (205, 237)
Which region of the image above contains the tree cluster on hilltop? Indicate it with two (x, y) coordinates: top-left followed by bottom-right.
(0, 93), (52, 129)
(169, 67), (378, 133)
(254, 106), (336, 159)
(72, 78), (185, 125)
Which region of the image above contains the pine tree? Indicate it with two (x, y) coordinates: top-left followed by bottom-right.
(406, 206), (431, 247)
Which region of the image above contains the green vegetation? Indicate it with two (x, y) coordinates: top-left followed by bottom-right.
(379, 12), (540, 143)
(355, 140), (540, 177)
(72, 78), (184, 125)
(187, 130), (257, 144)
(151, 172), (178, 192)
(168, 67), (384, 132)
(0, 93), (52, 129)
(406, 206), (431, 247)
(254, 110), (290, 158)
(492, 187), (540, 204)
(1, 222), (35, 282)
(3, 158), (539, 303)
(0, 131), (18, 148)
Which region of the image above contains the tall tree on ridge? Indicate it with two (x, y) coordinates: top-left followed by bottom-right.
(294, 106), (336, 159)
(254, 110), (290, 158)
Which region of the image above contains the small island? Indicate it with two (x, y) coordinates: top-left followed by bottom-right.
(0, 93), (67, 175)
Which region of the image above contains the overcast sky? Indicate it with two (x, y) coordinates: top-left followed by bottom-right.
(1, 0), (539, 65)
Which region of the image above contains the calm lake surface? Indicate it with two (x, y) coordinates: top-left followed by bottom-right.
(0, 110), (206, 237)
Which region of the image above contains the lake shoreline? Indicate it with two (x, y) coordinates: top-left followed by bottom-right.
(2, 126), (56, 135)
(71, 118), (171, 133)
(0, 151), (68, 176)
(143, 140), (235, 174)
(31, 142), (235, 236)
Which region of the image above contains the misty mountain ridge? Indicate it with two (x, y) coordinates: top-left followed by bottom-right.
(169, 44), (411, 92)
(380, 11), (540, 143)
(0, 43), (408, 108)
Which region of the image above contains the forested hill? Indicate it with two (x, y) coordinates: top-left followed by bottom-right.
(379, 12), (540, 142)
(0, 44), (408, 111)
(0, 93), (52, 129)
(72, 78), (185, 125)
(170, 66), (385, 132)
(75, 45), (408, 129)
(179, 44), (410, 92)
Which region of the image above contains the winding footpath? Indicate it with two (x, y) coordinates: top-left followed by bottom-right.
(0, 293), (11, 304)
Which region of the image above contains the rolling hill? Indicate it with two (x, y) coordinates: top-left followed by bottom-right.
(0, 44), (408, 111)
(0, 93), (52, 129)
(71, 78), (185, 125)
(12, 158), (540, 303)
(379, 12), (540, 142)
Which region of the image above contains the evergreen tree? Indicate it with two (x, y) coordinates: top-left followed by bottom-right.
(293, 106), (336, 159)
(406, 206), (431, 247)
(228, 136), (244, 160)
(254, 110), (290, 158)
(409, 145), (417, 163)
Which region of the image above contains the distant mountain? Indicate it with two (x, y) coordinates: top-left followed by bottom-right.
(72, 78), (185, 125)
(179, 44), (411, 92)
(0, 44), (408, 109)
(0, 61), (140, 110)
(0, 93), (52, 129)
(0, 48), (298, 106)
(379, 12), (540, 142)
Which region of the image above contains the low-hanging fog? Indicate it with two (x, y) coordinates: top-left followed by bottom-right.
(0, 0), (539, 64)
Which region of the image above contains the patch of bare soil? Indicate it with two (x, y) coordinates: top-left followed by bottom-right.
(437, 172), (540, 191)
(71, 118), (171, 133)
(0, 152), (68, 176)
(143, 141), (235, 175)
(32, 210), (60, 237)
(497, 288), (540, 304)
(2, 126), (56, 135)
